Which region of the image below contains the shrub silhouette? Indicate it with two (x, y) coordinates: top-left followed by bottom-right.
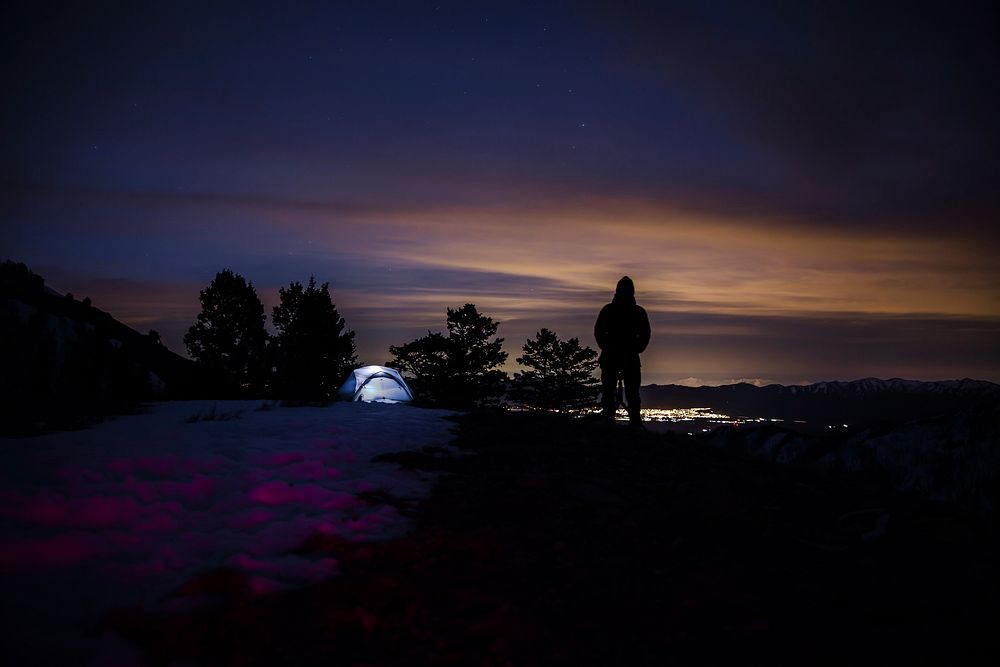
(389, 304), (507, 408)
(511, 328), (599, 410)
(271, 276), (356, 400)
(184, 269), (268, 396)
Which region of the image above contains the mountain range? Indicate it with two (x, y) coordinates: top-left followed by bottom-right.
(641, 378), (999, 425)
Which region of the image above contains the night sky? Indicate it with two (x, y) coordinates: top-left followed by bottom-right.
(4, 1), (998, 385)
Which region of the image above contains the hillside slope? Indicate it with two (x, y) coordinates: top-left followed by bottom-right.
(1, 261), (197, 432)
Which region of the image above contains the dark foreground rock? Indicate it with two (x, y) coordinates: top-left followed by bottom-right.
(106, 412), (1000, 665)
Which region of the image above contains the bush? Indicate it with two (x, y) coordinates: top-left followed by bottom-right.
(184, 270), (268, 396)
(271, 277), (356, 400)
(511, 328), (599, 411)
(389, 304), (508, 409)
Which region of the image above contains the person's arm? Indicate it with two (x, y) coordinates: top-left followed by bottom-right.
(636, 307), (651, 353)
(594, 306), (609, 350)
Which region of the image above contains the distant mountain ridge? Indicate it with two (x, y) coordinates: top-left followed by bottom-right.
(785, 377), (998, 395)
(641, 377), (999, 425)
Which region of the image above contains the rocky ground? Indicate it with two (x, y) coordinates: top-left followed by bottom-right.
(107, 411), (1000, 666)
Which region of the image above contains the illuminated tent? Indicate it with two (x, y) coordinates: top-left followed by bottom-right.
(337, 365), (415, 404)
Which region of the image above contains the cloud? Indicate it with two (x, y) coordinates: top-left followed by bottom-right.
(585, 1), (1000, 234)
(20, 187), (1000, 385)
(671, 377), (705, 387)
(643, 310), (1000, 384)
(4, 1), (997, 384)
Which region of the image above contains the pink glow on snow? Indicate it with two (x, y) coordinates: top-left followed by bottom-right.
(355, 607), (379, 632)
(109, 454), (229, 477)
(5, 494), (143, 529)
(0, 532), (110, 570)
(257, 451), (307, 466)
(248, 576), (285, 596)
(124, 475), (158, 502)
(106, 559), (172, 584)
(287, 460), (341, 479)
(133, 512), (179, 532)
(249, 519), (326, 555)
(0, 401), (453, 664)
(74, 496), (143, 527)
(344, 517), (377, 533)
(0, 398), (455, 662)
(230, 509), (276, 530)
(231, 552), (276, 572)
(156, 475), (216, 506)
(53, 466), (105, 483)
(107, 531), (145, 551)
(342, 506), (398, 534)
(329, 449), (360, 463)
(230, 553), (337, 582)
(9, 494), (68, 525)
(249, 480), (356, 509)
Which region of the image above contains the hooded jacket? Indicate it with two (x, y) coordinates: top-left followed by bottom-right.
(594, 277), (651, 368)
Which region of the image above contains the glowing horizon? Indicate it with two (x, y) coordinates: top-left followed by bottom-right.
(25, 195), (999, 385)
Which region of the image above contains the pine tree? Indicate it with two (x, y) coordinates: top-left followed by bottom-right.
(184, 269), (268, 395)
(388, 304), (508, 408)
(512, 328), (599, 410)
(387, 332), (450, 401)
(271, 276), (356, 400)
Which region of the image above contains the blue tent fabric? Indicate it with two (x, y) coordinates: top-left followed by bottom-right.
(336, 366), (415, 403)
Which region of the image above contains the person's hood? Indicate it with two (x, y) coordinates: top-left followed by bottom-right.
(613, 276), (636, 305)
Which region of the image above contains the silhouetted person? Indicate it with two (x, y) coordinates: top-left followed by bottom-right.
(594, 276), (651, 424)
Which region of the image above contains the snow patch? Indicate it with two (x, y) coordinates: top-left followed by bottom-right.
(0, 400), (456, 663)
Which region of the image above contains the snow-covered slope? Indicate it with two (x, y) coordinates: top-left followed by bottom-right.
(709, 402), (1000, 510)
(0, 401), (456, 664)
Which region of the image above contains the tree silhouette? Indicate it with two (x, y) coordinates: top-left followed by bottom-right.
(0, 260), (44, 299)
(512, 328), (599, 410)
(387, 332), (450, 400)
(389, 304), (507, 408)
(184, 269), (268, 395)
(271, 276), (356, 400)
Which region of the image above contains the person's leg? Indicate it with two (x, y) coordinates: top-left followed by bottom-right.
(624, 364), (642, 422)
(600, 364), (617, 419)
